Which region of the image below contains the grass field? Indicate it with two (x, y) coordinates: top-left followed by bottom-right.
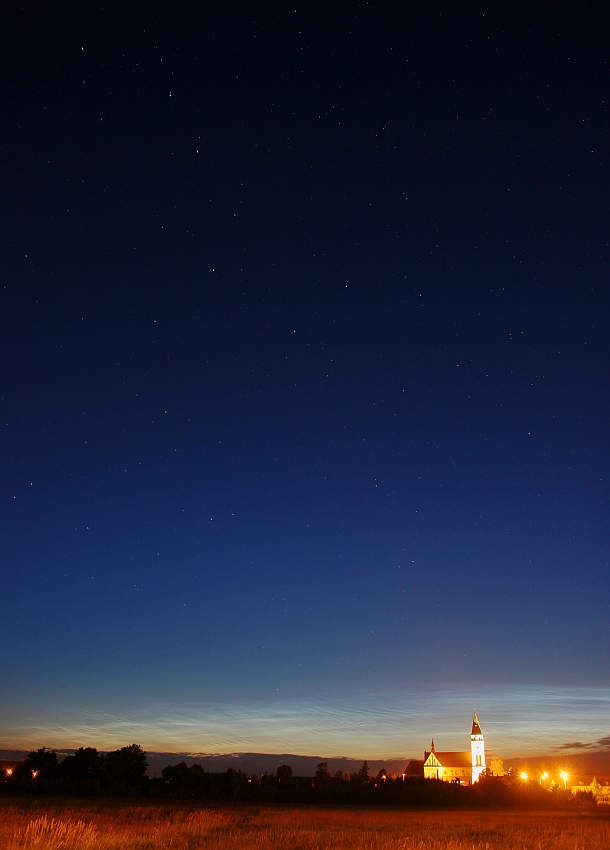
(1, 798), (609, 849)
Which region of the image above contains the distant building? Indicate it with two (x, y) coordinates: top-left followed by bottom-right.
(488, 756), (504, 776)
(571, 776), (610, 803)
(423, 709), (486, 785)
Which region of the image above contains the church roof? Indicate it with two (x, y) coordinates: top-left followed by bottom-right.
(424, 751), (473, 769)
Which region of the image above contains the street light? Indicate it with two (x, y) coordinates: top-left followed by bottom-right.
(560, 771), (568, 790)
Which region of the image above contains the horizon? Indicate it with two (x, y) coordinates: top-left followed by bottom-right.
(3, 686), (609, 762)
(3, 744), (610, 783)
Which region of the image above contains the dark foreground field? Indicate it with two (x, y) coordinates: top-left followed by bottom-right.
(1, 798), (609, 849)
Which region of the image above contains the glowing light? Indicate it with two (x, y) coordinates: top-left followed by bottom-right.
(520, 771), (528, 781)
(560, 770), (569, 790)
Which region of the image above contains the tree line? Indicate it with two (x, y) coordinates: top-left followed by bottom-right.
(3, 744), (148, 794)
(1, 747), (594, 809)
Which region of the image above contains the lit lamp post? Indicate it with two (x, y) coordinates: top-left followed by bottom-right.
(540, 772), (548, 785)
(560, 771), (568, 791)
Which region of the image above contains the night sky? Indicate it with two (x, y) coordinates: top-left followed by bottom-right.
(2, 2), (609, 760)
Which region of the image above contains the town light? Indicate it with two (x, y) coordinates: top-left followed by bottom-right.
(520, 771), (528, 781)
(560, 771), (568, 790)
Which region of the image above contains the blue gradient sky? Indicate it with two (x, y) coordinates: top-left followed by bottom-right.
(1, 2), (608, 760)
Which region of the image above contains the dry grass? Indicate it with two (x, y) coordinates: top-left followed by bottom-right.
(1, 798), (609, 849)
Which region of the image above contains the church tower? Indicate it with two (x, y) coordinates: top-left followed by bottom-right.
(471, 708), (486, 782)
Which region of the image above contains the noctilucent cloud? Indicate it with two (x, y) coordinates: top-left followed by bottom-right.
(1, 1), (608, 759)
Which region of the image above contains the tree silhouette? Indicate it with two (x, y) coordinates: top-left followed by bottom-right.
(102, 744), (148, 789)
(357, 760), (370, 782)
(60, 747), (102, 782)
(314, 762), (331, 786)
(28, 747), (58, 780)
(276, 764), (293, 782)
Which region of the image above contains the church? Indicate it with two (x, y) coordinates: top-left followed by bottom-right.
(423, 709), (486, 784)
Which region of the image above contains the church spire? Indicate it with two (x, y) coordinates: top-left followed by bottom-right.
(470, 707), (486, 782)
(471, 707), (482, 736)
